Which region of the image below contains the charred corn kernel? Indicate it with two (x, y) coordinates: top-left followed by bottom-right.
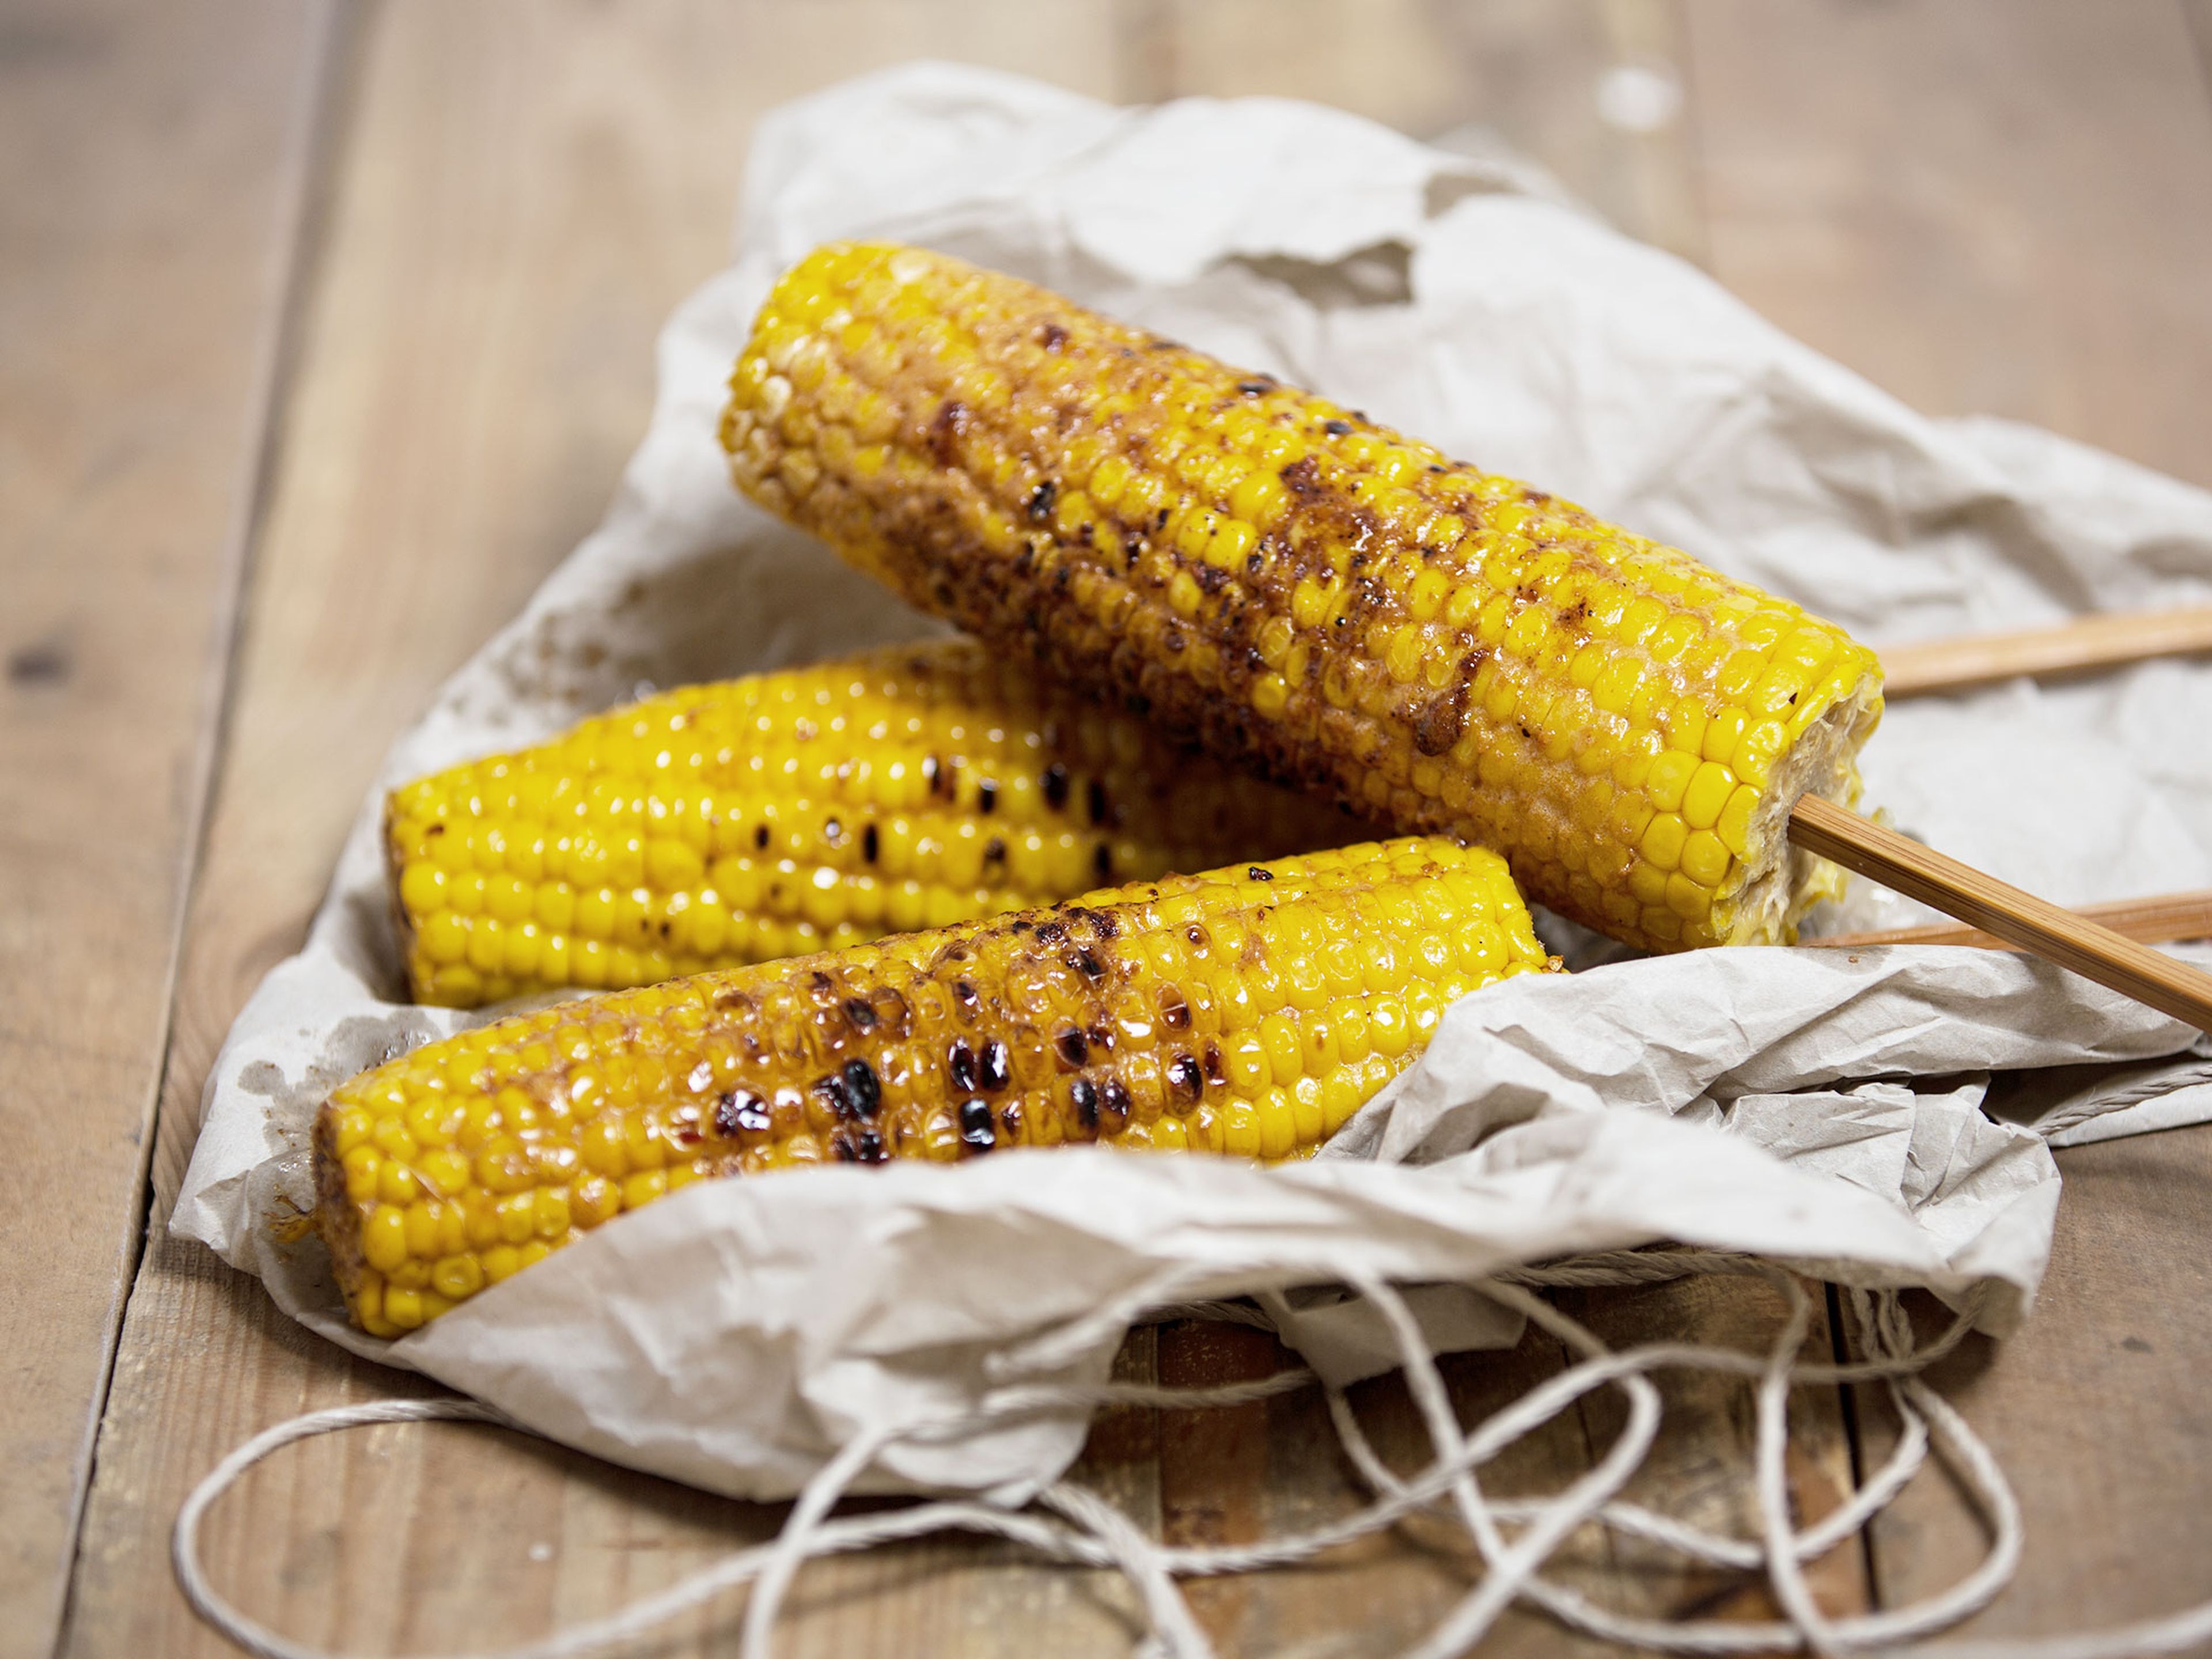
(386, 638), (1368, 1007)
(316, 836), (1557, 1330)
(724, 244), (1884, 951)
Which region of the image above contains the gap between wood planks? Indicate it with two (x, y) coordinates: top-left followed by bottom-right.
(50, 0), (355, 1626)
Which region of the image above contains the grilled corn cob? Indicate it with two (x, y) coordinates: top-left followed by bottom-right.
(721, 243), (1884, 952)
(317, 835), (1555, 1334)
(388, 638), (1366, 1007)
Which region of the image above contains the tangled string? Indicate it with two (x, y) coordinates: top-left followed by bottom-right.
(173, 1252), (2212, 1659)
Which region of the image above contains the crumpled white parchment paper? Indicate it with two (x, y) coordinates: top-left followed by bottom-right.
(173, 63), (2212, 1502)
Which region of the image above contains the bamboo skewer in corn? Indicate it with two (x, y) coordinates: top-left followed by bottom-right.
(1787, 798), (2212, 1029)
(721, 241), (2212, 1033)
(1809, 888), (2212, 952)
(1881, 605), (2212, 698)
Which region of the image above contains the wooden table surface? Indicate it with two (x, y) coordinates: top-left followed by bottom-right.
(7, 2), (2212, 1654)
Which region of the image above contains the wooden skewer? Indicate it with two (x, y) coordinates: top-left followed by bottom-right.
(1786, 795), (2212, 1033)
(1881, 604), (2212, 696)
(1807, 889), (2212, 952)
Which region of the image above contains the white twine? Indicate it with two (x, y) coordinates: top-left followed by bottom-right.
(171, 1251), (2212, 1659)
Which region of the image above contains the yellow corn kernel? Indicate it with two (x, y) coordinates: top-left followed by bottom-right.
(721, 243), (1883, 956)
(384, 639), (1362, 1006)
(315, 836), (1558, 1331)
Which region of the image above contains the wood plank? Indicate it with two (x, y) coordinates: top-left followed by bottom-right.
(68, 5), (1870, 1656)
(0, 3), (331, 1653)
(1122, 0), (1705, 261)
(60, 3), (1139, 1654)
(1139, 1276), (1863, 1656)
(1846, 1130), (2212, 1637)
(1690, 0), (2212, 1631)
(1690, 0), (2212, 492)
(1119, 6), (1860, 1651)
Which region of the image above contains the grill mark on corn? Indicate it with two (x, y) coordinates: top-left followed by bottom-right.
(313, 836), (1556, 1334)
(722, 243), (1884, 954)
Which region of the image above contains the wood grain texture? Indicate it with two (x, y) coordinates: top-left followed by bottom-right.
(62, 3), (1131, 1654)
(56, 0), (2212, 1653)
(0, 3), (329, 1653)
(1126, 0), (1704, 260)
(1690, 0), (2212, 492)
(1691, 0), (2212, 1636)
(1850, 1131), (2212, 1637)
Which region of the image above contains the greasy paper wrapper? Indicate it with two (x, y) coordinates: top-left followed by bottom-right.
(174, 66), (2212, 1503)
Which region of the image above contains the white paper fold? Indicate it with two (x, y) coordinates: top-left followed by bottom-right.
(174, 63), (2212, 1503)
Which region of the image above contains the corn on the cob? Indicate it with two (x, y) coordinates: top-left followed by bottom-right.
(721, 243), (1884, 952)
(317, 835), (1555, 1334)
(388, 638), (1368, 1007)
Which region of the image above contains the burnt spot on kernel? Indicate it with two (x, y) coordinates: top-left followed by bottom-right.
(1281, 456), (1321, 494)
(999, 1101), (1025, 1141)
(1101, 1077), (1131, 1126)
(1039, 321), (1070, 351)
(1203, 1043), (1228, 1088)
(1323, 419), (1352, 436)
(836, 1127), (887, 1164)
(1167, 1054), (1202, 1100)
(843, 998), (878, 1031)
(959, 1097), (996, 1151)
(862, 823), (880, 863)
(977, 779), (998, 815)
(1041, 762), (1071, 810)
(843, 1058), (881, 1119)
(1158, 986), (1190, 1029)
(1035, 919), (1067, 945)
(1071, 1078), (1100, 1132)
(1086, 779), (1108, 825)
(1415, 679), (1472, 757)
(1236, 378), (1274, 395)
(927, 399), (970, 467)
(1247, 866), (1274, 881)
(1028, 480), (1057, 522)
(1055, 1028), (1088, 1069)
(1088, 909), (1120, 940)
(953, 978), (979, 1009)
(948, 1039), (979, 1093)
(714, 1089), (772, 1137)
(979, 1038), (1013, 1091)
(831, 1135), (858, 1162)
(1073, 947), (1104, 982)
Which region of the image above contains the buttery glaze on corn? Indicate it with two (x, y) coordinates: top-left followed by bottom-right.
(721, 243), (1884, 951)
(388, 639), (1366, 1007)
(317, 836), (1555, 1335)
